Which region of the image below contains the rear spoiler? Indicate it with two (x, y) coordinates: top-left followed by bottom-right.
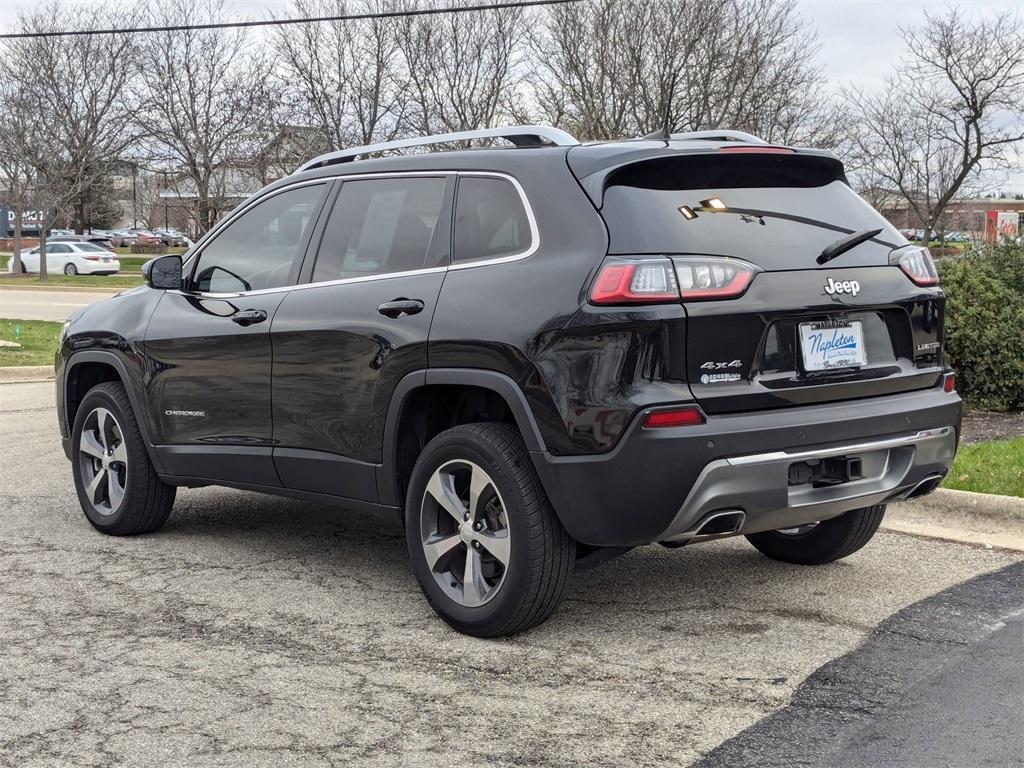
(568, 145), (846, 209)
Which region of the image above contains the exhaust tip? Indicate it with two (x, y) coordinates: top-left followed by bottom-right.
(695, 510), (746, 537)
(906, 474), (944, 499)
(660, 509), (746, 547)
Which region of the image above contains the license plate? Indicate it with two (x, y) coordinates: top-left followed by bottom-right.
(799, 321), (866, 371)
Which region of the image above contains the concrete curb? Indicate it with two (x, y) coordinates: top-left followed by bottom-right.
(885, 488), (1024, 553)
(0, 283), (129, 294)
(907, 487), (1024, 520)
(0, 366), (54, 383)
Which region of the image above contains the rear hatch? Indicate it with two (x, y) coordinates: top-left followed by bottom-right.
(587, 150), (945, 414)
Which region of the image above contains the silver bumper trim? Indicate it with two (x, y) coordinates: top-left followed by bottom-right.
(659, 426), (957, 542)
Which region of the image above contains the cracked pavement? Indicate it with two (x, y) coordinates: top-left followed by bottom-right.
(1, 380), (1021, 767)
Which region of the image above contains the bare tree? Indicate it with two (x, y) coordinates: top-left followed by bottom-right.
(0, 1), (138, 278)
(0, 82), (38, 275)
(275, 0), (409, 155)
(531, 0), (833, 144)
(137, 0), (275, 234)
(845, 10), (1024, 244)
(398, 0), (528, 134)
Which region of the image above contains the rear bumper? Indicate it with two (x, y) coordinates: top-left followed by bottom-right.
(533, 387), (961, 547)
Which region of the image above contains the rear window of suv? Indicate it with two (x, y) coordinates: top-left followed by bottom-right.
(600, 154), (902, 266)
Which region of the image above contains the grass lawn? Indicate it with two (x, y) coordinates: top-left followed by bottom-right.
(0, 273), (142, 288)
(946, 437), (1024, 498)
(0, 319), (62, 367)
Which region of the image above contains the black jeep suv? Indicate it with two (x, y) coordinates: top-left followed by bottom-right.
(57, 126), (960, 637)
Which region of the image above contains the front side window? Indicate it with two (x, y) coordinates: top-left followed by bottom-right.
(453, 176), (531, 263)
(191, 184), (326, 293)
(312, 177), (446, 282)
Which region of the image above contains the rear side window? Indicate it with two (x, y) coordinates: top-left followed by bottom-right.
(453, 176), (531, 263)
(192, 184), (326, 293)
(312, 177), (446, 282)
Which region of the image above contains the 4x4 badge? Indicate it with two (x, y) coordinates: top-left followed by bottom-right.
(824, 277), (860, 297)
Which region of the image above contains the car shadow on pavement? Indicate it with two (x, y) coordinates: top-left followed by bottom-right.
(150, 486), (869, 640)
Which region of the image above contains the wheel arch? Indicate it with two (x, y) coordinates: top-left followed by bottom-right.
(64, 351), (165, 474)
(379, 368), (548, 507)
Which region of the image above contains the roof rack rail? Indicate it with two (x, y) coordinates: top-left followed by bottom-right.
(668, 129), (768, 144)
(295, 125), (579, 174)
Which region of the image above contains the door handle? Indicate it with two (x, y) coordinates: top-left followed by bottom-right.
(231, 308), (268, 326)
(377, 298), (425, 318)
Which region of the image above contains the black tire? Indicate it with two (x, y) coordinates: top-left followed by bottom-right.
(745, 504), (886, 565)
(64, 263), (77, 276)
(71, 381), (175, 535)
(405, 423), (575, 637)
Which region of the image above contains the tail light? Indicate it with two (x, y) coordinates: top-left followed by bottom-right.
(943, 372), (956, 393)
(590, 256), (759, 305)
(643, 405), (706, 428)
(81, 255), (100, 261)
(893, 246), (939, 286)
(589, 258), (679, 304)
(671, 256), (759, 300)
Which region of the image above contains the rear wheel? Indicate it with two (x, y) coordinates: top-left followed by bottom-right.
(405, 423), (575, 637)
(72, 382), (175, 535)
(745, 504), (886, 565)
(64, 263), (78, 276)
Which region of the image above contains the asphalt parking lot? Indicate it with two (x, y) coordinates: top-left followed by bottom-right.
(1, 380), (1021, 767)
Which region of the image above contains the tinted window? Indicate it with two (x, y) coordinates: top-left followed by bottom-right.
(312, 177), (445, 282)
(48, 244), (71, 254)
(191, 184), (326, 293)
(453, 176), (531, 263)
(76, 243), (107, 252)
(600, 155), (902, 270)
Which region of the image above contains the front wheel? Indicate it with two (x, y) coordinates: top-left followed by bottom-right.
(745, 504), (886, 565)
(71, 382), (176, 535)
(405, 423), (575, 638)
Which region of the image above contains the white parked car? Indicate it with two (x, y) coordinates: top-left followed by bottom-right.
(17, 241), (121, 275)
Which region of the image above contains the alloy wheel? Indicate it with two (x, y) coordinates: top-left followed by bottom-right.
(78, 407), (128, 516)
(419, 460), (511, 608)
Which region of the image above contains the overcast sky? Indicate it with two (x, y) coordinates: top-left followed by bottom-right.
(2, 0), (1018, 90)
(2, 0), (1021, 189)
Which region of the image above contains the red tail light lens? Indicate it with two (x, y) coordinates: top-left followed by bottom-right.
(590, 258), (679, 304)
(81, 255), (100, 261)
(590, 256), (760, 305)
(643, 406), (706, 428)
(671, 256), (760, 300)
(894, 246), (939, 286)
(943, 373), (955, 393)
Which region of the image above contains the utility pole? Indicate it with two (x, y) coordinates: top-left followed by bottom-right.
(131, 162), (138, 228)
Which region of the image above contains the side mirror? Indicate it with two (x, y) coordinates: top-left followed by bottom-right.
(142, 255), (182, 290)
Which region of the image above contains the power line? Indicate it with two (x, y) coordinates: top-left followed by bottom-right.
(0, 0), (580, 40)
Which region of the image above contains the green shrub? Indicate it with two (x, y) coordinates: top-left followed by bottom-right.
(939, 244), (1024, 411)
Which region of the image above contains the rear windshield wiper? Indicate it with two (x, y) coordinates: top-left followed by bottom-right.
(817, 228), (883, 265)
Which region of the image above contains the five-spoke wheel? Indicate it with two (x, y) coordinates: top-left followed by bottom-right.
(405, 423), (575, 637)
(420, 460), (511, 607)
(71, 382), (175, 535)
(78, 407), (129, 515)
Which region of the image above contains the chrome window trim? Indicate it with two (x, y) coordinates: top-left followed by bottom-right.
(179, 169), (537, 299)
